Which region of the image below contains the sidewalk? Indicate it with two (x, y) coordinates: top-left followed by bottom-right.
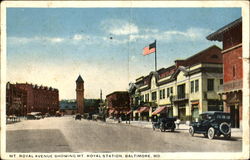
(105, 118), (242, 138)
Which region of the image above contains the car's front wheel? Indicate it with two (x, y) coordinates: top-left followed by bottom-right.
(189, 126), (194, 136)
(208, 127), (215, 140)
(160, 123), (165, 132)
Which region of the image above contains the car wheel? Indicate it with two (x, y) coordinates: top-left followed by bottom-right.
(224, 133), (231, 139)
(171, 127), (175, 132)
(189, 126), (194, 136)
(208, 127), (215, 140)
(160, 123), (165, 132)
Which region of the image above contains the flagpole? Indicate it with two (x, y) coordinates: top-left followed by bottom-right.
(155, 40), (157, 71)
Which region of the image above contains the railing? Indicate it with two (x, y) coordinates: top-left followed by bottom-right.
(219, 79), (243, 92)
(172, 94), (189, 102)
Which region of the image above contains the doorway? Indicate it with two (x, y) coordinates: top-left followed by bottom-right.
(230, 105), (239, 128)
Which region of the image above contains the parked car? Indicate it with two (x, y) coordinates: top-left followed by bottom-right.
(45, 113), (50, 117)
(55, 111), (62, 117)
(189, 111), (231, 140)
(75, 114), (82, 120)
(27, 112), (42, 120)
(152, 117), (176, 132)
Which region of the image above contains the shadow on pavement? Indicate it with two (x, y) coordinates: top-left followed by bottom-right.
(192, 135), (241, 141)
(7, 129), (71, 152)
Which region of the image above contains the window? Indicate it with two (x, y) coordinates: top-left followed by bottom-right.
(141, 95), (144, 102)
(207, 79), (214, 91)
(167, 88), (170, 97)
(163, 89), (165, 99)
(145, 94), (149, 102)
(160, 89), (165, 99)
(195, 80), (199, 92)
(167, 87), (173, 97)
(177, 84), (186, 99)
(190, 81), (194, 93)
(233, 65), (236, 78)
(220, 79), (223, 85)
(151, 92), (157, 101)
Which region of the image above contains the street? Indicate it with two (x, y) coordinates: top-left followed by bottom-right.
(6, 116), (242, 152)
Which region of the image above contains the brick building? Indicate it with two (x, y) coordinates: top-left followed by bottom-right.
(6, 82), (27, 116)
(106, 91), (130, 119)
(10, 82), (59, 115)
(207, 17), (242, 128)
(131, 45), (223, 122)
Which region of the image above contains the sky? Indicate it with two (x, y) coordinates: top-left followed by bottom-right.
(6, 8), (241, 99)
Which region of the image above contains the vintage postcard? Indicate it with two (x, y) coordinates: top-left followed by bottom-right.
(1, 1), (249, 160)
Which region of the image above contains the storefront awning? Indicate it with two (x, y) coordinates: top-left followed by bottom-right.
(191, 101), (199, 105)
(109, 109), (114, 114)
(126, 110), (132, 115)
(152, 106), (167, 115)
(136, 107), (150, 113)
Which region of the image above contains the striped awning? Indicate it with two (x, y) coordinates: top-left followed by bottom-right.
(126, 110), (132, 115)
(152, 106), (167, 115)
(136, 107), (150, 113)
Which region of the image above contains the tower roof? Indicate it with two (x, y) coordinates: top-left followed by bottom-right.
(76, 75), (84, 82)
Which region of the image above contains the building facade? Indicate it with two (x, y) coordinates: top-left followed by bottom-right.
(76, 75), (84, 114)
(60, 99), (77, 115)
(8, 82), (59, 115)
(6, 82), (27, 116)
(106, 91), (130, 119)
(132, 45), (223, 122)
(207, 18), (242, 128)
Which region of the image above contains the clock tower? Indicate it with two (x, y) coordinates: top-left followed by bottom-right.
(76, 75), (84, 114)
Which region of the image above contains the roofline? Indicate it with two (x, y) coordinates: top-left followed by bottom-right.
(206, 17), (242, 41)
(134, 45), (221, 84)
(184, 45), (221, 61)
(106, 91), (129, 97)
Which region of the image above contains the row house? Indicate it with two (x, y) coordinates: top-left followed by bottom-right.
(207, 17), (242, 128)
(106, 91), (130, 119)
(13, 82), (59, 115)
(132, 45), (223, 122)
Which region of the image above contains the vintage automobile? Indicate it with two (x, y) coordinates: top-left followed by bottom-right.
(75, 114), (82, 120)
(27, 112), (42, 120)
(189, 111), (231, 140)
(152, 117), (176, 132)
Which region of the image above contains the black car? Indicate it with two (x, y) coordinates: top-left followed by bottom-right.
(152, 117), (176, 132)
(189, 111), (231, 139)
(75, 114), (82, 120)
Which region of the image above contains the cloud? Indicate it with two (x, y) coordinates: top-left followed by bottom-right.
(8, 27), (212, 47)
(8, 36), (66, 44)
(49, 37), (64, 43)
(101, 19), (139, 35)
(127, 27), (212, 43)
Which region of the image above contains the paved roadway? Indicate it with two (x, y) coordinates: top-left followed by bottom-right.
(6, 116), (242, 152)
